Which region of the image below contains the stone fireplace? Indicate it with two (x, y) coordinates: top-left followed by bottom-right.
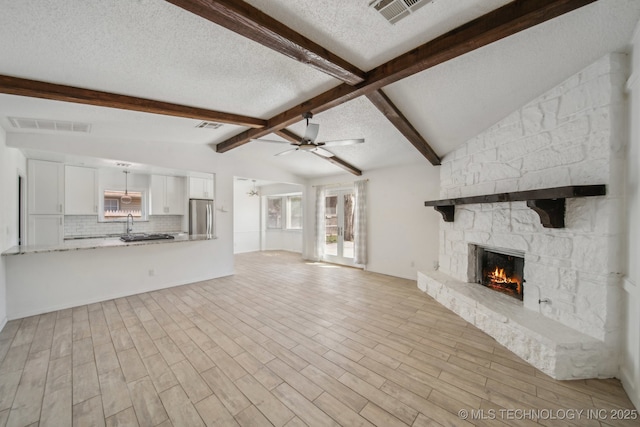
(418, 54), (627, 380)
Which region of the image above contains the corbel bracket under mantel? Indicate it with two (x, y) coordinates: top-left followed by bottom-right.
(425, 185), (606, 229)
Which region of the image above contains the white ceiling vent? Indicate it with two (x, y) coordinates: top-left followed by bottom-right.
(369, 0), (433, 24)
(8, 117), (91, 133)
(195, 121), (223, 130)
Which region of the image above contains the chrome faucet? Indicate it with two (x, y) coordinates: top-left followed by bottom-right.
(126, 213), (134, 235)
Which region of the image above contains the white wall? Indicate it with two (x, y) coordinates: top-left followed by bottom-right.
(0, 128), (27, 330)
(233, 179), (261, 253)
(304, 162), (440, 280)
(622, 23), (640, 411)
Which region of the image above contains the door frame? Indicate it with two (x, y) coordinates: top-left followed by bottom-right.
(323, 188), (355, 267)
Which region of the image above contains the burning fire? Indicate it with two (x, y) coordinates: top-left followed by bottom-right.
(488, 267), (522, 294)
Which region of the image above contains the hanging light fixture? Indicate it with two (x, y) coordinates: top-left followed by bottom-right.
(247, 180), (259, 197)
(121, 171), (132, 204)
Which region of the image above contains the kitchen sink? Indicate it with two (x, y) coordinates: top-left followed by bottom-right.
(120, 233), (175, 242)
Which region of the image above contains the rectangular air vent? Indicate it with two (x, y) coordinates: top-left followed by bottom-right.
(369, 0), (433, 24)
(8, 117), (91, 133)
(195, 121), (223, 130)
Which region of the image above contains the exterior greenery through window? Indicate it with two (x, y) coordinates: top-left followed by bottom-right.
(267, 195), (302, 230)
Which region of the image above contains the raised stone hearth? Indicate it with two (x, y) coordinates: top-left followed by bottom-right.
(418, 270), (611, 379)
(418, 54), (627, 380)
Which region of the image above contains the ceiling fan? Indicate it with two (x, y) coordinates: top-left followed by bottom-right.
(255, 112), (364, 157)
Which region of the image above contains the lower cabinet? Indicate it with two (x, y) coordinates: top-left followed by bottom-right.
(28, 215), (63, 246)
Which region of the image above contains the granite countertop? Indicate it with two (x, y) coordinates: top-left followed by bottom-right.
(2, 233), (216, 256)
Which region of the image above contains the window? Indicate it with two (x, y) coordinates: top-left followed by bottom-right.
(286, 196), (302, 229)
(267, 197), (282, 229)
(101, 189), (146, 221)
(267, 195), (302, 230)
(104, 198), (119, 212)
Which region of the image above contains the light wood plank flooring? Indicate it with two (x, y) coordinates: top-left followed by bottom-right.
(0, 251), (636, 426)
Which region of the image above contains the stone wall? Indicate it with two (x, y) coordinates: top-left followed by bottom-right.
(436, 54), (627, 353)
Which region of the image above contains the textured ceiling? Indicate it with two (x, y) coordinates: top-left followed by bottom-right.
(0, 0), (639, 178)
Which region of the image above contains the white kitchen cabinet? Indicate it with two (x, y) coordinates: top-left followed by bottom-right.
(65, 165), (98, 215)
(28, 215), (63, 246)
(28, 160), (64, 215)
(189, 176), (214, 199)
(151, 175), (185, 215)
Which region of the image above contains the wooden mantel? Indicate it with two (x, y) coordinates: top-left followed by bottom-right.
(424, 185), (606, 228)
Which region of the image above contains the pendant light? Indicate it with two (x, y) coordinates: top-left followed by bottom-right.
(121, 171), (132, 205)
(247, 180), (259, 197)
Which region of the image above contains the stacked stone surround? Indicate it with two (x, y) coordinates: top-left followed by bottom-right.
(420, 54), (628, 379)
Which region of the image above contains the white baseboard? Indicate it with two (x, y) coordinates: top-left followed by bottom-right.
(620, 276), (640, 410)
(0, 316), (7, 333)
(620, 365), (640, 411)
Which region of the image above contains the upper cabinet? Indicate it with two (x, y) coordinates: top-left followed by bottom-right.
(189, 176), (214, 200)
(65, 166), (97, 215)
(151, 175), (185, 215)
(28, 160), (64, 215)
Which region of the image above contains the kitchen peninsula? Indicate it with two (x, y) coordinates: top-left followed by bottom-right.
(2, 233), (230, 319)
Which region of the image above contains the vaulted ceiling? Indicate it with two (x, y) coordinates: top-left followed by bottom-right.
(0, 0), (639, 178)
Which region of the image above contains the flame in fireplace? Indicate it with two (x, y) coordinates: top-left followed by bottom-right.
(488, 267), (522, 294)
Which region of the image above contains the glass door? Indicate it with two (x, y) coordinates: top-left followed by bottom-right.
(324, 190), (355, 265)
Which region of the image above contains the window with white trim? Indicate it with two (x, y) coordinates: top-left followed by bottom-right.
(267, 195), (302, 230)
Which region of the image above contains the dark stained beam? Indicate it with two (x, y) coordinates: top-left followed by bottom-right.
(314, 153), (362, 176)
(216, 0), (596, 152)
(275, 130), (362, 176)
(0, 75), (266, 128)
(366, 89), (440, 166)
(165, 0), (365, 85)
(274, 129), (300, 144)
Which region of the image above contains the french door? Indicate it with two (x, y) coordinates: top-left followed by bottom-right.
(324, 190), (355, 265)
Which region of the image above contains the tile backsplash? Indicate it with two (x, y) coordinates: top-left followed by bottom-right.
(65, 215), (184, 238)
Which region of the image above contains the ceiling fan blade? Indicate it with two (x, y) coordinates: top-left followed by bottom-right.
(304, 123), (319, 143)
(252, 138), (290, 144)
(275, 148), (298, 156)
(313, 147), (334, 158)
(320, 138), (365, 147)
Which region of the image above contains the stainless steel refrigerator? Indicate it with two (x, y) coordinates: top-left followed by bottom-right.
(189, 199), (214, 236)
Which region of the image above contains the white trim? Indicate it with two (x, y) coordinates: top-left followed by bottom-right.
(621, 276), (640, 410)
(623, 276), (637, 294)
(0, 317), (7, 333)
(627, 72), (640, 92)
(621, 365), (640, 411)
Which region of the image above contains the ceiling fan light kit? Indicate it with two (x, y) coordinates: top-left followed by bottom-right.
(259, 112), (365, 162)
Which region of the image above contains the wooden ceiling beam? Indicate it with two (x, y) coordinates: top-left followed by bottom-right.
(275, 129), (362, 176)
(165, 0), (365, 85)
(216, 0), (596, 153)
(366, 89), (440, 166)
(315, 153), (362, 176)
(0, 75), (266, 128)
(274, 129), (300, 144)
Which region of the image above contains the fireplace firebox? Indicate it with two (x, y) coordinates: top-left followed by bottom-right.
(470, 246), (524, 300)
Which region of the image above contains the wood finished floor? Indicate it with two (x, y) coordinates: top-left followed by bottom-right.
(0, 250), (636, 427)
